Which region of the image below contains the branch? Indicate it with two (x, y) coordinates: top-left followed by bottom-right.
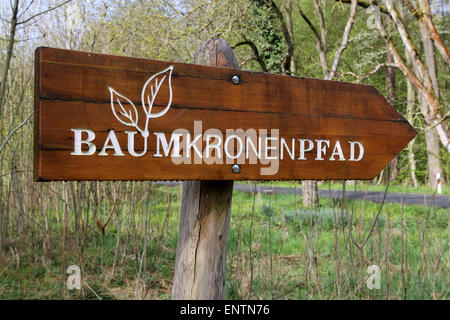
(297, 3), (329, 78)
(402, 0), (419, 17)
(234, 37), (268, 72)
(240, 56), (257, 68)
(17, 0), (71, 25)
(0, 0), (19, 119)
(283, 0), (296, 74)
(314, 0), (327, 53)
(297, 4), (321, 44)
(372, 0), (449, 152)
(348, 179), (391, 249)
(335, 0), (389, 14)
(0, 169), (33, 178)
(0, 112), (33, 154)
(402, 0), (449, 67)
(344, 62), (399, 83)
(18, 0), (36, 20)
(269, 0), (293, 74)
(329, 0), (358, 79)
(425, 110), (450, 133)
(382, 1), (445, 118)
(417, 0), (450, 68)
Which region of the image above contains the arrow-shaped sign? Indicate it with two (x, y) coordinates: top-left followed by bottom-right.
(34, 47), (417, 181)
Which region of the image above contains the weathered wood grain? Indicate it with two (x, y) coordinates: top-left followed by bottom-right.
(34, 46), (417, 181)
(172, 39), (236, 300)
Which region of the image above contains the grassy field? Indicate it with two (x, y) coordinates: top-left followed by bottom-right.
(0, 182), (448, 300)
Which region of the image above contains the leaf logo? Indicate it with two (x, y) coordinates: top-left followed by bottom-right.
(109, 88), (140, 131)
(142, 65), (173, 120)
(109, 65), (174, 139)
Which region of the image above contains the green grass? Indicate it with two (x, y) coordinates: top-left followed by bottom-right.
(0, 183), (448, 300)
(227, 189), (448, 299)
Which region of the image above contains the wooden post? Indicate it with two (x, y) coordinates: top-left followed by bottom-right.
(171, 39), (239, 300)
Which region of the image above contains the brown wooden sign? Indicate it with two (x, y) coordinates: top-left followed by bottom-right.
(34, 47), (417, 181)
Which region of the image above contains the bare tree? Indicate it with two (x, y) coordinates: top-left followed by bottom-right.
(404, 0), (450, 68)
(418, 20), (444, 188)
(405, 52), (419, 188)
(370, 0), (449, 153)
(1, 0), (71, 118)
(270, 0), (295, 74)
(298, 0), (358, 80)
(0, 0), (71, 257)
(298, 0), (358, 205)
(0, 0), (19, 119)
(384, 46), (399, 183)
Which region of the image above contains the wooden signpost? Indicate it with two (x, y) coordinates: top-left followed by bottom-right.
(34, 46), (416, 182)
(34, 39), (417, 299)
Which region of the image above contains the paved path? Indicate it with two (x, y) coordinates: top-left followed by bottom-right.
(155, 182), (448, 208)
(234, 184), (448, 208)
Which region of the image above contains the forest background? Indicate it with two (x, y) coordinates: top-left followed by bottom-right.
(0, 0), (448, 299)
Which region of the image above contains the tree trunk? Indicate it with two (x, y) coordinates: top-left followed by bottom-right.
(399, 5), (419, 189)
(406, 71), (418, 188)
(373, 0), (449, 152)
(424, 121), (443, 189)
(298, 0), (356, 206)
(302, 180), (319, 207)
(171, 39), (238, 300)
(419, 23), (444, 189)
(0, 0), (19, 118)
(385, 48), (398, 182)
(0, 0), (19, 258)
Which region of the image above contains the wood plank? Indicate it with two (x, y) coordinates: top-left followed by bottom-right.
(38, 60), (404, 121)
(34, 47), (417, 181)
(38, 101), (415, 137)
(38, 149), (397, 181)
